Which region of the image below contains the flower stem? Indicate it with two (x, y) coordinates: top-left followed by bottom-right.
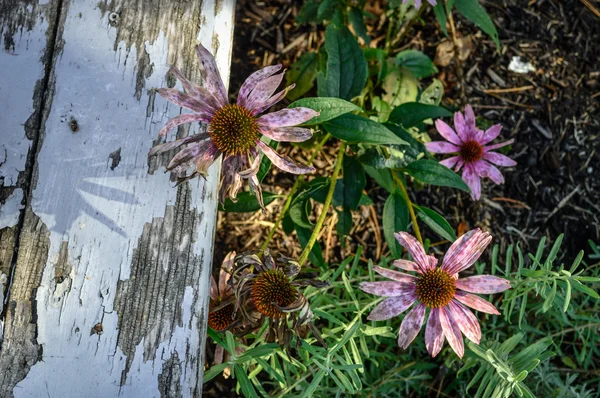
(392, 171), (423, 246)
(298, 142), (346, 266)
(260, 134), (330, 252)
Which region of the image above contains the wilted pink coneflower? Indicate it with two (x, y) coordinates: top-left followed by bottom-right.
(149, 45), (318, 210)
(360, 229), (510, 358)
(426, 105), (516, 200)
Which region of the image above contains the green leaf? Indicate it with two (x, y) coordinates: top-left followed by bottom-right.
(570, 279), (599, 299)
(541, 280), (556, 313)
(454, 0), (500, 50)
(364, 165), (395, 193)
(323, 114), (409, 145)
(415, 205), (456, 241)
(317, 25), (368, 100)
(342, 156), (366, 211)
(396, 49), (438, 79)
(433, 2), (448, 35)
(236, 343), (279, 363)
(286, 52), (319, 101)
(348, 7), (370, 45)
(563, 280), (571, 313)
(302, 369), (326, 398)
(419, 79), (445, 105)
(219, 191), (281, 212)
(203, 363), (229, 382)
(364, 48), (388, 84)
(337, 208), (353, 244)
(357, 147), (413, 170)
(290, 189), (315, 229)
(317, 0), (338, 21)
(383, 192), (410, 258)
(388, 102), (452, 128)
(234, 366), (258, 398)
(289, 97), (360, 125)
(404, 159), (470, 192)
(296, 225), (324, 267)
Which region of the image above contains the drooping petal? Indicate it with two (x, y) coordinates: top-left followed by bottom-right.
(425, 308), (445, 357)
(195, 143), (222, 176)
(448, 300), (481, 344)
(473, 160), (505, 184)
(439, 306), (464, 358)
(456, 275), (511, 294)
(454, 111), (469, 142)
(238, 152), (261, 179)
(157, 114), (211, 137)
(157, 88), (220, 117)
(434, 119), (462, 145)
(394, 232), (431, 273)
(367, 293), (417, 321)
(219, 156), (244, 203)
(442, 228), (492, 275)
(195, 44), (228, 107)
(237, 64), (283, 108)
(248, 174), (266, 212)
(393, 259), (423, 274)
(479, 124), (502, 145)
(483, 139), (514, 152)
(210, 275), (218, 301)
(425, 141), (461, 154)
(257, 107), (319, 128)
(148, 133), (208, 156)
(166, 140), (216, 171)
(245, 72), (285, 113)
(260, 126), (313, 143)
(359, 281), (416, 297)
(483, 152), (517, 167)
(256, 140), (315, 174)
(251, 84), (296, 116)
(397, 303), (426, 349)
(219, 252), (236, 297)
(454, 291), (500, 315)
(462, 163), (481, 200)
(440, 156), (461, 169)
(373, 266), (419, 283)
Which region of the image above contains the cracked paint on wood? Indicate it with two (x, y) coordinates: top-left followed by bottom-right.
(0, 0), (235, 396)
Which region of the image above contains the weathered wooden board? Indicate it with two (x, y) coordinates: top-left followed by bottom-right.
(0, 1), (235, 396)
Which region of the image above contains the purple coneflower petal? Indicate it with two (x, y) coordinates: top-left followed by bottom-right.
(394, 232), (431, 272)
(245, 72), (285, 113)
(157, 113), (211, 137)
(257, 107), (319, 128)
(219, 252), (236, 296)
(483, 152), (517, 167)
(462, 163), (481, 200)
(251, 84), (296, 116)
(427, 0), (437, 5)
(439, 306), (464, 358)
(373, 266), (419, 283)
(442, 228), (492, 275)
(195, 45), (228, 107)
(479, 124), (503, 145)
(425, 141), (460, 154)
(256, 140), (315, 174)
(454, 291), (500, 315)
(359, 281), (416, 297)
(454, 111), (469, 143)
(448, 300), (481, 344)
(473, 160), (505, 184)
(249, 174), (265, 211)
(456, 275), (511, 294)
(434, 119), (462, 145)
(238, 153), (261, 179)
(149, 133), (208, 156)
(367, 293), (417, 321)
(425, 308), (445, 357)
(398, 303), (426, 349)
(440, 156), (461, 169)
(237, 64), (283, 107)
(167, 140), (216, 171)
(483, 138), (514, 152)
(260, 126), (313, 143)
(393, 259), (423, 274)
(210, 275), (218, 301)
(464, 105), (477, 138)
(169, 66), (203, 98)
(194, 143), (222, 175)
(157, 88), (219, 117)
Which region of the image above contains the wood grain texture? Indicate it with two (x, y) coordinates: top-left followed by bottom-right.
(0, 0), (235, 396)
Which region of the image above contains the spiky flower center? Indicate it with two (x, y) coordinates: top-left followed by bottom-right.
(416, 268), (456, 308)
(251, 269), (298, 318)
(208, 104), (260, 155)
(460, 140), (484, 163)
(208, 303), (235, 331)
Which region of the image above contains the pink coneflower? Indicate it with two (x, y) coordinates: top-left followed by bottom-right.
(403, 0), (437, 9)
(359, 229), (510, 358)
(426, 105), (516, 200)
(149, 45), (317, 210)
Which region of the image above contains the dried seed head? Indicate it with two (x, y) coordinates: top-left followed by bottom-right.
(416, 268), (456, 308)
(459, 140), (484, 163)
(251, 269), (298, 318)
(208, 303), (236, 331)
(209, 104), (260, 155)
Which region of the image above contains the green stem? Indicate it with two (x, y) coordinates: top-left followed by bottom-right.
(392, 171), (423, 246)
(260, 134), (330, 252)
(298, 142), (346, 266)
